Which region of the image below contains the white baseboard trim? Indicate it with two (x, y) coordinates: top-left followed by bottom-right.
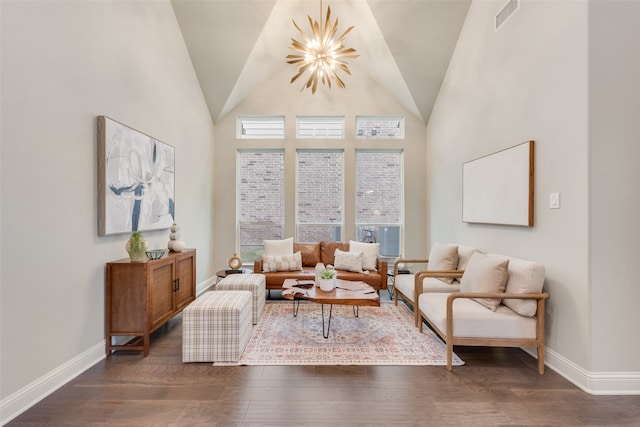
(524, 347), (640, 395)
(1, 275), (217, 426)
(0, 340), (106, 426)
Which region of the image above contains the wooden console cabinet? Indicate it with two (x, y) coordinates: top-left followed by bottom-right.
(105, 249), (196, 356)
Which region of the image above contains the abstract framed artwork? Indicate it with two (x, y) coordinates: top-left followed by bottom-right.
(462, 140), (534, 227)
(97, 116), (175, 236)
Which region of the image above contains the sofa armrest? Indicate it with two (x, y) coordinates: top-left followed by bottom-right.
(377, 258), (388, 289)
(413, 269), (464, 303)
(393, 258), (429, 276)
(254, 259), (264, 273)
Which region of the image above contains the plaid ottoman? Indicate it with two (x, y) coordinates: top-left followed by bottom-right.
(182, 290), (252, 363)
(216, 273), (266, 325)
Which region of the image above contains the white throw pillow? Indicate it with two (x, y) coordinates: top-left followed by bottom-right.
(263, 237), (293, 257)
(501, 256), (545, 317)
(262, 251), (302, 272)
(427, 242), (459, 284)
(460, 253), (509, 311)
(349, 240), (379, 271)
(333, 248), (364, 273)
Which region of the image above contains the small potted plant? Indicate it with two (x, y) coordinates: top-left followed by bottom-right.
(319, 268), (337, 292)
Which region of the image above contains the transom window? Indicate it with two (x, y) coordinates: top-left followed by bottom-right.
(236, 115), (285, 139)
(296, 116), (344, 139)
(356, 115), (405, 139)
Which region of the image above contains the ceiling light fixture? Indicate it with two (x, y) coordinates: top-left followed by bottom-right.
(286, 0), (359, 94)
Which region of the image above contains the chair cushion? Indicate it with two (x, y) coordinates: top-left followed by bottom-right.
(460, 253), (509, 311)
(294, 243), (321, 267)
(334, 248), (364, 273)
(418, 292), (537, 339)
(349, 240), (379, 271)
(500, 255), (545, 317)
(427, 242), (459, 284)
(263, 237), (293, 256)
(262, 252), (302, 272)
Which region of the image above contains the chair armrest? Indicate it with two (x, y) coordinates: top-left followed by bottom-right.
(254, 259), (264, 273)
(376, 258), (388, 289)
(393, 258), (429, 276)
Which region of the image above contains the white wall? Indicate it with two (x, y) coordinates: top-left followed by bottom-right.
(0, 0), (215, 417)
(588, 1), (640, 374)
(212, 61), (429, 271)
(427, 0), (640, 392)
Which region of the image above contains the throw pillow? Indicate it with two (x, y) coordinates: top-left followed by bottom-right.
(333, 248), (364, 273)
(262, 251), (303, 272)
(460, 253), (509, 311)
(263, 237), (293, 257)
(427, 242), (459, 284)
(349, 240), (379, 271)
(502, 257), (545, 317)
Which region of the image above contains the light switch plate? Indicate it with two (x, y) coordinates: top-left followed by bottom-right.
(550, 192), (560, 209)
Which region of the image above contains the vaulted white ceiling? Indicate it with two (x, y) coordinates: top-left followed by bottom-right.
(171, 0), (470, 124)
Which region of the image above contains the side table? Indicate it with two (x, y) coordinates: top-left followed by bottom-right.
(215, 268), (250, 283)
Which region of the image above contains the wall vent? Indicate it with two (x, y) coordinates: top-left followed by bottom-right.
(496, 0), (518, 30)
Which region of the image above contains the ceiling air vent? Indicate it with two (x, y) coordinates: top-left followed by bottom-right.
(496, 0), (518, 30)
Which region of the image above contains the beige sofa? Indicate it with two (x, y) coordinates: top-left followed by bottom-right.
(395, 243), (549, 373)
(254, 241), (388, 291)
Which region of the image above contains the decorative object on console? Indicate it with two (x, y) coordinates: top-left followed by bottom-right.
(125, 231), (147, 262)
(168, 223), (185, 252)
(97, 116), (175, 236)
(228, 253), (243, 270)
(145, 249), (167, 260)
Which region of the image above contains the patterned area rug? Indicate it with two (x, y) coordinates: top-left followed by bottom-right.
(229, 300), (464, 366)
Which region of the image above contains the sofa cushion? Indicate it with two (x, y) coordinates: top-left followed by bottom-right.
(320, 241), (349, 265)
(456, 245), (480, 271)
(418, 292), (537, 339)
(500, 256), (545, 317)
(334, 249), (364, 273)
(460, 253), (509, 311)
(263, 237), (293, 256)
(395, 275), (461, 303)
(262, 252), (303, 272)
(294, 243), (321, 267)
(427, 242), (459, 284)
(349, 240), (379, 271)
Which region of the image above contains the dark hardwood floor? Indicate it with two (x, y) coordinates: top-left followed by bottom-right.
(8, 299), (640, 426)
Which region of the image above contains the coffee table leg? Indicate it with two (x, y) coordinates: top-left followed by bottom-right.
(292, 298), (300, 317)
(321, 304), (333, 339)
(353, 305), (359, 317)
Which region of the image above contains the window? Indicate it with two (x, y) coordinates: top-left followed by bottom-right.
(237, 150), (285, 262)
(355, 150), (403, 257)
(297, 116), (344, 139)
(236, 115), (285, 139)
(296, 150), (344, 242)
(356, 115), (405, 139)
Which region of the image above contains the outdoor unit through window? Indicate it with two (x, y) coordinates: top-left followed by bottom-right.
(237, 150), (285, 262)
(236, 115), (285, 139)
(356, 115), (405, 139)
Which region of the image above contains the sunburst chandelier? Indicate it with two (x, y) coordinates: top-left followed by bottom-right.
(286, 0), (359, 94)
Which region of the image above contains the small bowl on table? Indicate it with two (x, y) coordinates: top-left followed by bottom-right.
(146, 249), (167, 260)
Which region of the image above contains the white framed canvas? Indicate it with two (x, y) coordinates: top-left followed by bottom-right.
(462, 140), (534, 227)
(97, 116), (175, 236)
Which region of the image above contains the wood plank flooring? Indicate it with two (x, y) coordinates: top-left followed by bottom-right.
(7, 303), (640, 426)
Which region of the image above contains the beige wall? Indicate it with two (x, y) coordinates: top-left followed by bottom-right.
(212, 62), (429, 271)
(0, 0), (215, 410)
(427, 0), (640, 391)
(588, 0), (640, 373)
